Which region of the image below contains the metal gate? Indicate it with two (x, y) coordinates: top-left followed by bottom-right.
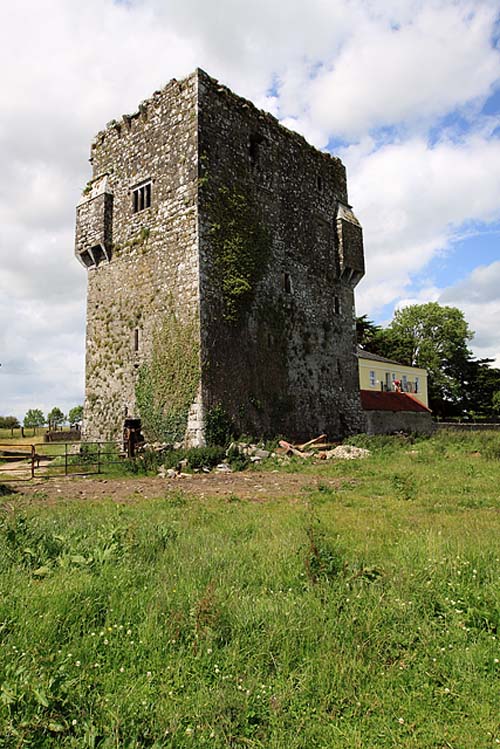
(0, 442), (123, 482)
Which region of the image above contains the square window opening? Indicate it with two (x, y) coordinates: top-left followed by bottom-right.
(132, 181), (152, 213)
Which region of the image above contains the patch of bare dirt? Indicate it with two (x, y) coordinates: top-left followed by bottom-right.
(3, 471), (348, 509)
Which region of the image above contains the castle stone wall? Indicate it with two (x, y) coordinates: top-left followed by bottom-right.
(77, 69), (366, 444)
(365, 410), (434, 436)
(198, 71), (365, 440)
(77, 74), (200, 441)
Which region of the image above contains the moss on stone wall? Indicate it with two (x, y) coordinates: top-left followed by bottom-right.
(209, 186), (270, 324)
(135, 307), (200, 443)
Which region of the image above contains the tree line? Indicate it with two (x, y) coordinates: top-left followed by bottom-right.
(0, 406), (83, 435)
(357, 302), (500, 418)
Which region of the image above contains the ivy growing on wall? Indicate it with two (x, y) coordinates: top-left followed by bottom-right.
(209, 186), (271, 324)
(204, 403), (233, 447)
(135, 307), (200, 443)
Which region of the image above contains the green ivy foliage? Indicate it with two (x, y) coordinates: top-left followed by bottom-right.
(135, 308), (200, 443)
(204, 403), (234, 447)
(209, 187), (271, 323)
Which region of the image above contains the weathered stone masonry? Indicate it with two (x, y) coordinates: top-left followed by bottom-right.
(76, 69), (366, 443)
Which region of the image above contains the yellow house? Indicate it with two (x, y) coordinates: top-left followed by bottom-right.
(357, 347), (428, 408)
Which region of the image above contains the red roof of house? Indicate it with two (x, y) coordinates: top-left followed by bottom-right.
(360, 390), (431, 413)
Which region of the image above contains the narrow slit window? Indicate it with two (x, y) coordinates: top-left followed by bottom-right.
(283, 272), (292, 294)
(134, 328), (140, 352)
(132, 181), (152, 213)
(334, 296), (341, 314)
(249, 133), (266, 169)
(317, 175), (323, 192)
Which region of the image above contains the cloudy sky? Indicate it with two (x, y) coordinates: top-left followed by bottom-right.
(1, 0), (499, 421)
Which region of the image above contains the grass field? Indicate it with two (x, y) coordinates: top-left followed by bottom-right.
(0, 427), (74, 445)
(0, 431), (499, 747)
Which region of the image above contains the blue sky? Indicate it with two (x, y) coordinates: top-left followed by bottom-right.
(0, 0), (499, 421)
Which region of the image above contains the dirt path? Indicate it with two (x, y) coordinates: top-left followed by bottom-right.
(0, 457), (55, 481)
(2, 470), (346, 508)
(0, 459), (33, 481)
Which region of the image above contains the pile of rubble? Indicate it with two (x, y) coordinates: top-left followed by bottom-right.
(275, 435), (370, 461)
(156, 435), (370, 477)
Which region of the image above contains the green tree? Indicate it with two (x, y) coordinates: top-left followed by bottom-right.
(481, 368), (500, 417)
(68, 405), (84, 428)
(462, 360), (500, 418)
(0, 416), (20, 436)
(23, 409), (45, 436)
(356, 315), (382, 349)
(47, 407), (66, 431)
(363, 303), (474, 416)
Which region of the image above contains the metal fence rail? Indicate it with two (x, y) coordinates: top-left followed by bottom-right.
(0, 442), (123, 482)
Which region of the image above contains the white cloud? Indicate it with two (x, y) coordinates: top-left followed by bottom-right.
(305, 3), (500, 138)
(349, 132), (500, 313)
(0, 295), (85, 418)
(1, 0), (500, 419)
(439, 260), (500, 365)
(441, 259), (500, 305)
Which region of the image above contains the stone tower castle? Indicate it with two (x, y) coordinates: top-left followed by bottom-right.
(75, 69), (366, 444)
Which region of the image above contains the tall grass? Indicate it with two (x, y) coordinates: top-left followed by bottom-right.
(0, 431), (499, 747)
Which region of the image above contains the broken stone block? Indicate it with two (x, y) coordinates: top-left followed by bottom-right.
(216, 463), (233, 473)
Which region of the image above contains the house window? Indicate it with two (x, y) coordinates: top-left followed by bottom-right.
(402, 374), (408, 391)
(415, 376), (419, 393)
(132, 181), (151, 213)
(369, 370), (376, 387)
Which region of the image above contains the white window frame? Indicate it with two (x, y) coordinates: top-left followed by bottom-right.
(132, 180), (152, 213)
